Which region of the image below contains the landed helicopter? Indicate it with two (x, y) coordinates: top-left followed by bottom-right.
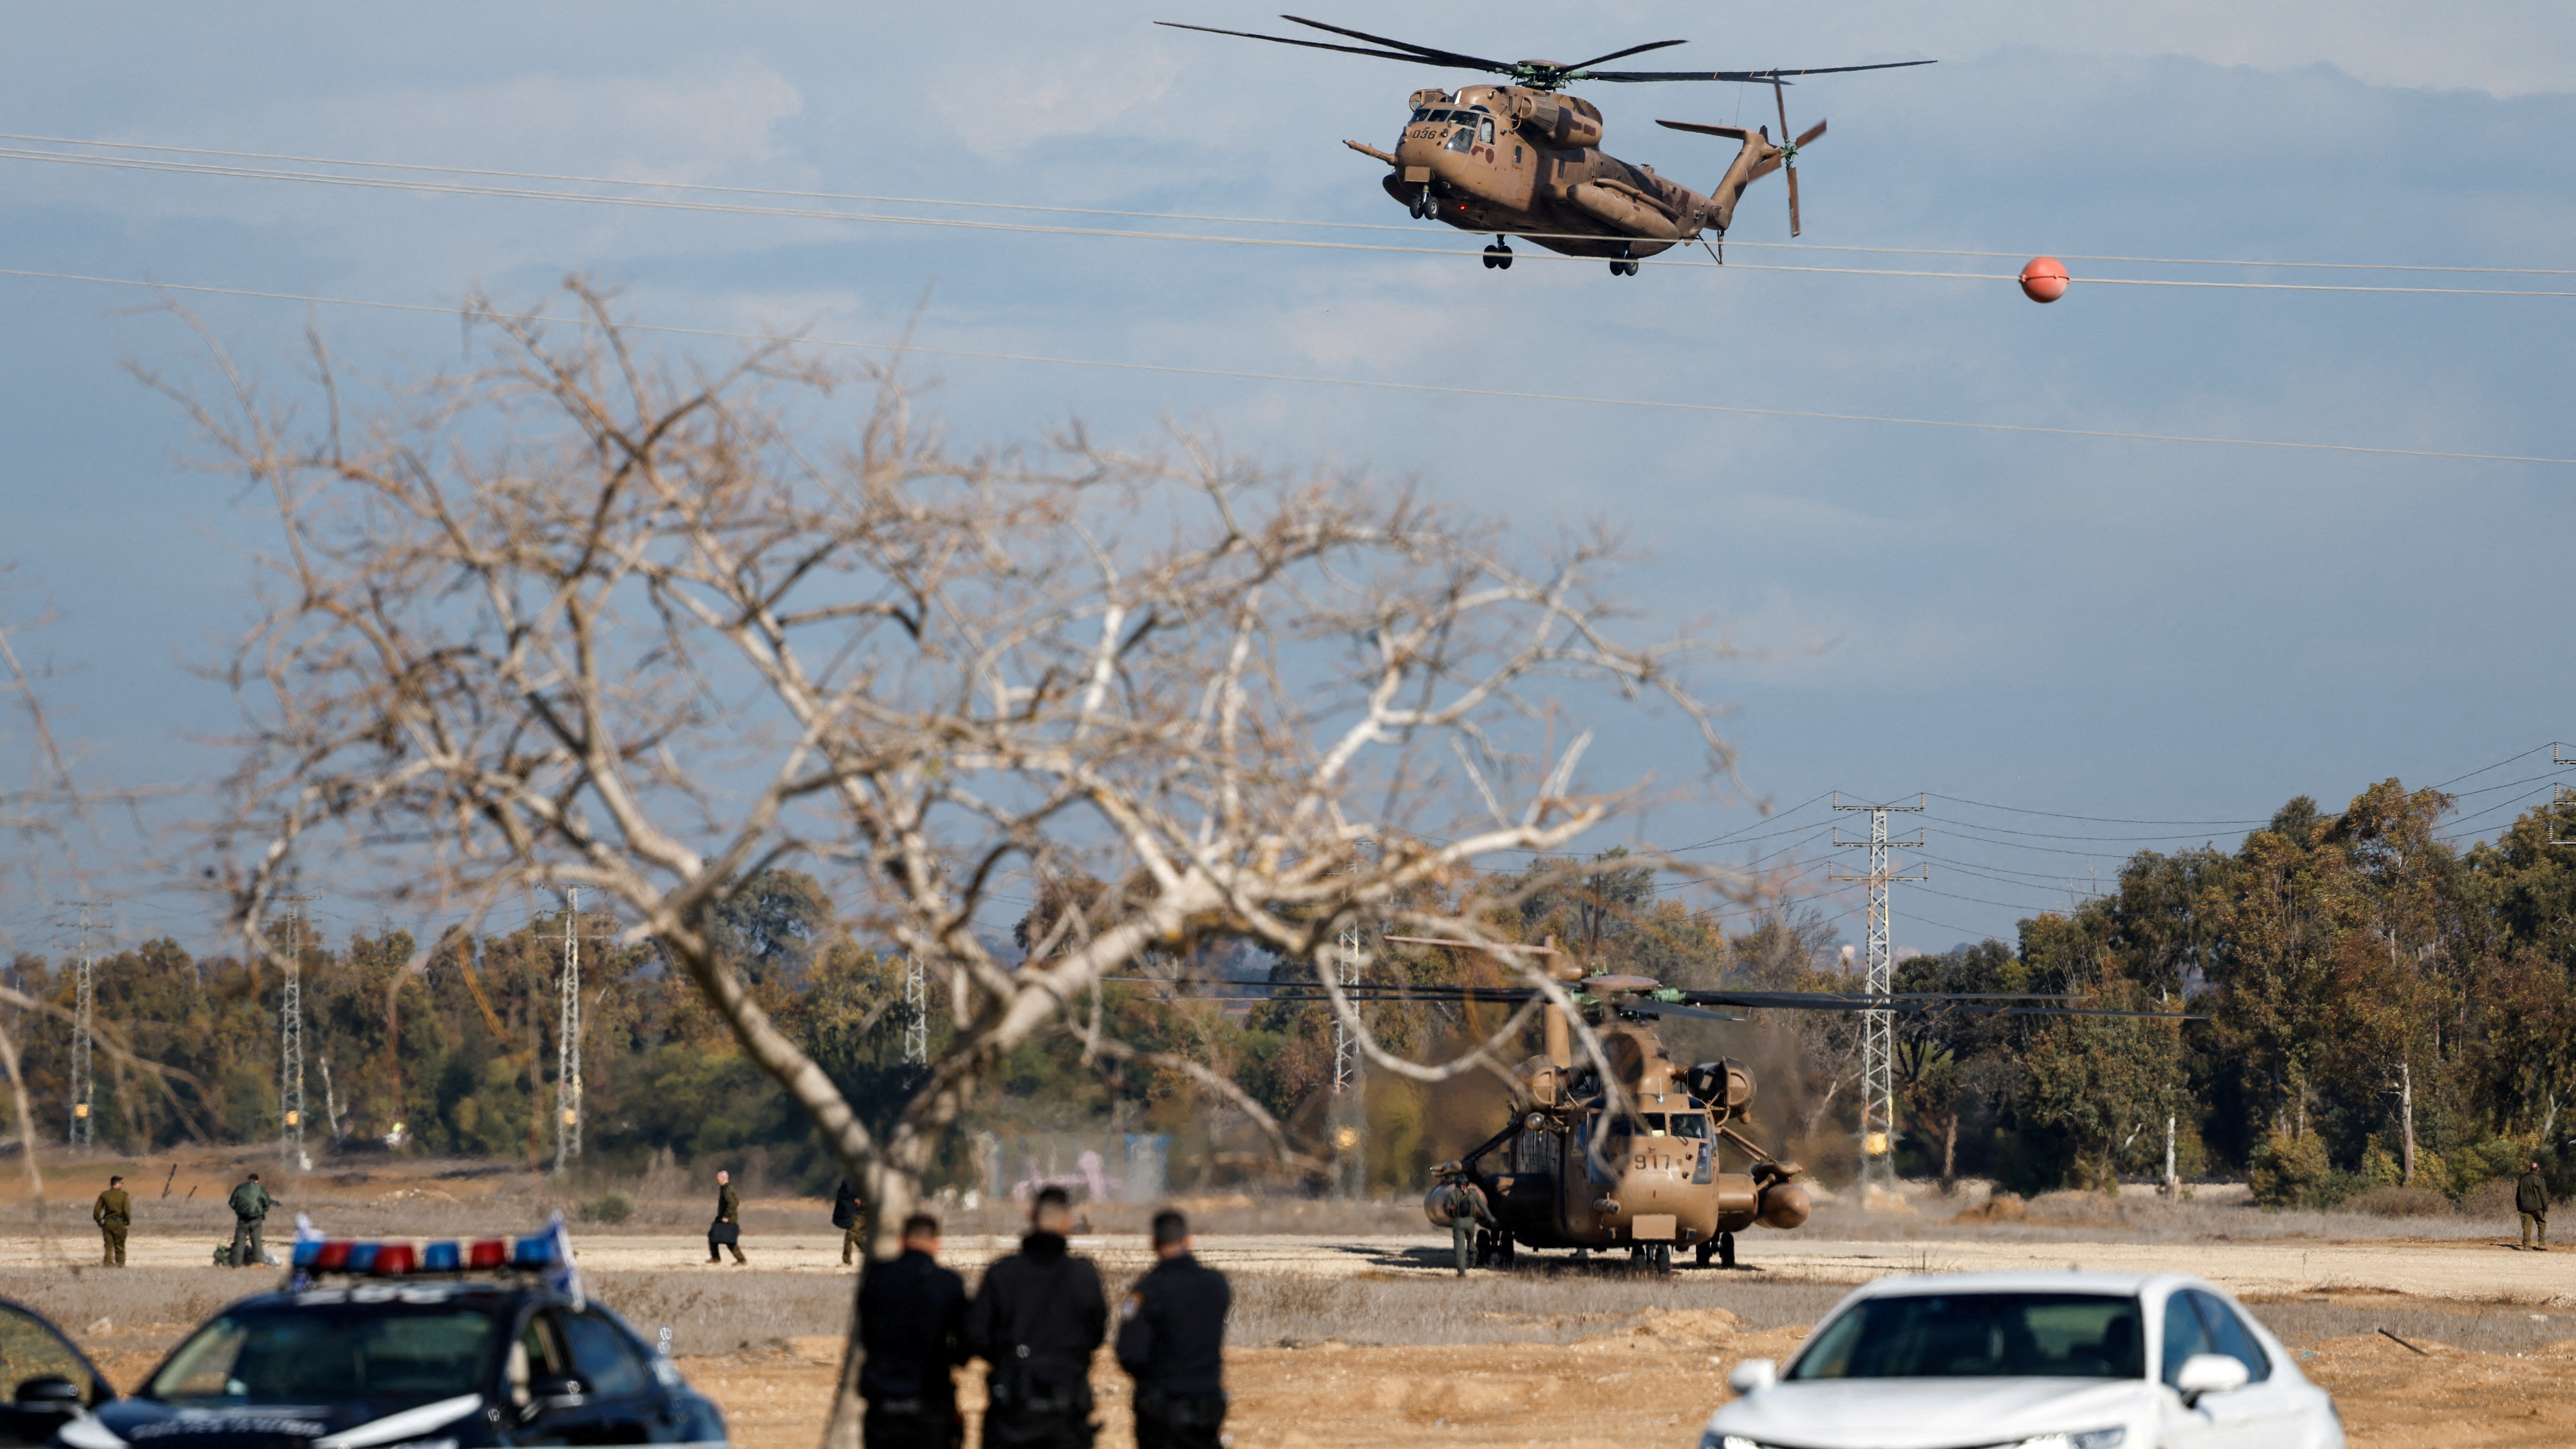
(1240, 935), (2195, 1273)
(1156, 16), (1932, 273)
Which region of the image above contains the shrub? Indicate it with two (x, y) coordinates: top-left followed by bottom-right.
(2250, 1129), (2357, 1209)
(2347, 1185), (2448, 1218)
(2458, 1177), (2518, 1221)
(582, 1190), (635, 1225)
(2360, 1142), (2402, 1188)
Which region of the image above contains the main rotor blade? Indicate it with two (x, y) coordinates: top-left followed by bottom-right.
(1276, 14), (1512, 70)
(1588, 59), (1934, 83)
(1622, 1000), (1746, 1022)
(1154, 21), (1486, 69)
(1384, 934), (1562, 954)
(1563, 38), (1691, 71)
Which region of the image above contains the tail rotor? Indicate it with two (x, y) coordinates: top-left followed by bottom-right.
(1768, 77), (1827, 237)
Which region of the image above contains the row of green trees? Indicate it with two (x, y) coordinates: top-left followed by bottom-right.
(1887, 782), (2576, 1204)
(9, 783), (2573, 1204)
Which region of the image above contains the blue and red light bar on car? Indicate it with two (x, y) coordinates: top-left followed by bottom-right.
(291, 1231), (559, 1275)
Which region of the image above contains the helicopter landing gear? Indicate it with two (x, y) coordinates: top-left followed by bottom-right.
(1475, 1228), (1516, 1267)
(1410, 186), (1436, 220)
(1608, 259), (1640, 277)
(1481, 237), (1514, 270)
(1695, 1232), (1739, 1269)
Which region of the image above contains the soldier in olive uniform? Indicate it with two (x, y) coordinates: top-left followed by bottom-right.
(1115, 1210), (1230, 1449)
(93, 1175), (131, 1267)
(708, 1169), (746, 1265)
(2518, 1159), (2550, 1250)
(228, 1172), (271, 1268)
(836, 1177), (863, 1266)
(966, 1187), (1106, 1449)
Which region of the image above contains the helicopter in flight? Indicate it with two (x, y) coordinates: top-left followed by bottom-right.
(1240, 934), (2193, 1273)
(1156, 16), (1932, 274)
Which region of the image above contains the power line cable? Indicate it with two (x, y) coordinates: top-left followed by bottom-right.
(5, 143), (2576, 300)
(1923, 792), (2268, 826)
(7, 131), (2571, 280)
(2429, 743), (2561, 791)
(7, 265), (2572, 469)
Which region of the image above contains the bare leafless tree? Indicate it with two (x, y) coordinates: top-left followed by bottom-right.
(180, 281), (1735, 1442)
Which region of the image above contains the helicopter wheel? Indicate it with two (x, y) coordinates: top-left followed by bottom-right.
(1695, 1239), (1716, 1269)
(1719, 1231), (1737, 1269)
(1651, 1243), (1674, 1274)
(1607, 259), (1639, 277)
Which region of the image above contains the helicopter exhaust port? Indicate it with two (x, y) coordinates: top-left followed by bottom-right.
(1757, 1180), (1813, 1230)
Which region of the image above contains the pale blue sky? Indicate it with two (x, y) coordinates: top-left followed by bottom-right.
(1, 2), (2571, 956)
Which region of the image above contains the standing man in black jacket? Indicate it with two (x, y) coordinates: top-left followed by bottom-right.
(858, 1212), (969, 1449)
(1115, 1209), (1230, 1449)
(965, 1187), (1106, 1449)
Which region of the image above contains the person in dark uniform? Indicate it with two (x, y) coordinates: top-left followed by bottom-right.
(707, 1170), (746, 1265)
(859, 1212), (968, 1449)
(1115, 1209), (1230, 1449)
(836, 1178), (863, 1266)
(2518, 1159), (2550, 1250)
(965, 1187), (1106, 1449)
(93, 1175), (131, 1267)
(228, 1172), (271, 1268)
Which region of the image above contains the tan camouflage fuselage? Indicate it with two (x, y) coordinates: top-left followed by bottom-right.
(1353, 84), (1783, 258)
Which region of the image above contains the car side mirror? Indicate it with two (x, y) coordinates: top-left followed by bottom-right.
(2175, 1353), (2249, 1408)
(1726, 1359), (1777, 1395)
(521, 1375), (585, 1420)
(14, 1376), (84, 1411)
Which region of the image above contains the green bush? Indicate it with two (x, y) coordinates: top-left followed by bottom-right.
(2360, 1142), (2402, 1188)
(581, 1190), (635, 1225)
(2250, 1129), (2357, 1209)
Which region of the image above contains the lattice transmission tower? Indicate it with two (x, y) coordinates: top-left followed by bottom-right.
(274, 893), (320, 1168)
(902, 956), (927, 1066)
(58, 900), (105, 1145)
(1830, 794), (1925, 1197)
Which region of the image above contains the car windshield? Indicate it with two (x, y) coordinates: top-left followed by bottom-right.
(147, 1303), (503, 1406)
(1788, 1293), (2145, 1380)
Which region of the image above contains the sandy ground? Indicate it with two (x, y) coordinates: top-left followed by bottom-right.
(318, 1312), (2576, 1449)
(31, 1221), (2576, 1449)
(29, 1226), (2571, 1305)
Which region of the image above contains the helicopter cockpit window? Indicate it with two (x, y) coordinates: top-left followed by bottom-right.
(1668, 1113), (1711, 1141)
(1478, 118), (1496, 143)
(1410, 108), (1431, 123)
(1640, 1113), (1669, 1136)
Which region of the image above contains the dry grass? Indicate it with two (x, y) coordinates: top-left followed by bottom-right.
(1798, 1188), (2518, 1243)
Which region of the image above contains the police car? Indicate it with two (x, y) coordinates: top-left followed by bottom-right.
(59, 1226), (728, 1449)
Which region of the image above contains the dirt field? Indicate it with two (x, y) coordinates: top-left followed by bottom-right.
(9, 1148), (2576, 1449)
(20, 1245), (2576, 1449)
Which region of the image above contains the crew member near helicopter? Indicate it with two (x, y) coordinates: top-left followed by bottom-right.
(1430, 1165), (1497, 1276)
(1115, 1210), (1230, 1449)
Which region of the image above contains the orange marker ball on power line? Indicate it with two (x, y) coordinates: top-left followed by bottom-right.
(2020, 256), (2071, 303)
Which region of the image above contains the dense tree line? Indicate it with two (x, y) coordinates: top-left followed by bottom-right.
(8, 784), (2573, 1206)
(1890, 782), (2576, 1204)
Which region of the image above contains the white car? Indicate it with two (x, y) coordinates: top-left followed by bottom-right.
(1701, 1270), (2343, 1449)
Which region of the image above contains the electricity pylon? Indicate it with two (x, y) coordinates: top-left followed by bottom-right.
(57, 900), (105, 1145)
(1830, 794), (1926, 1197)
(273, 893), (321, 1168)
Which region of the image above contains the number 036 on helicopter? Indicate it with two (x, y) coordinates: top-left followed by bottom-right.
(1156, 16), (1932, 274)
